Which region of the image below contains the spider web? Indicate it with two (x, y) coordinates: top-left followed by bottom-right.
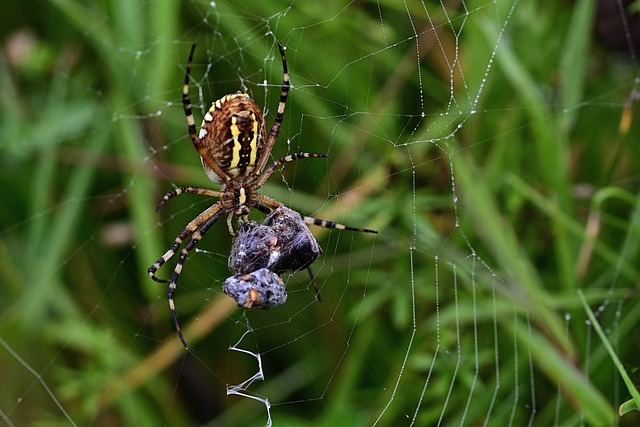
(1, 0), (640, 426)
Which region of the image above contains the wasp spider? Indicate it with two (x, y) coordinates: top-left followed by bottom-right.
(149, 43), (377, 348)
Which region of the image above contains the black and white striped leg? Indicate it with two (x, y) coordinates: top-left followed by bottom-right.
(148, 202), (224, 283)
(254, 42), (290, 174)
(303, 216), (378, 234)
(183, 44), (198, 142)
(302, 219), (375, 301)
(156, 186), (222, 212)
(167, 209), (225, 349)
(182, 44), (230, 182)
(258, 152), (328, 186)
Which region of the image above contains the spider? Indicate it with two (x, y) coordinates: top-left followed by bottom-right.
(149, 43), (377, 348)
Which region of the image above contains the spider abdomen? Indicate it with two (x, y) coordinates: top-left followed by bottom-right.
(199, 93), (266, 182)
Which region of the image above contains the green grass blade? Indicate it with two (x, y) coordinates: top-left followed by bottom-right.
(578, 290), (640, 419)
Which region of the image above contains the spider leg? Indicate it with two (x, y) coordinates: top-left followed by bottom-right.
(156, 186), (222, 212)
(148, 202), (224, 283)
(226, 212), (236, 236)
(183, 44), (230, 183)
(168, 208), (226, 349)
(301, 217), (375, 300)
(252, 199), (373, 300)
(303, 216), (378, 234)
(254, 193), (284, 213)
(254, 193), (377, 235)
(255, 42), (290, 175)
(257, 152), (328, 187)
(307, 266), (322, 302)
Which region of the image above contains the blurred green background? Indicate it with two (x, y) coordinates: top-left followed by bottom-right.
(1, 0), (640, 426)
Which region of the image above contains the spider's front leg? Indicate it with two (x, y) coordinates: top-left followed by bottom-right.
(155, 186), (222, 212)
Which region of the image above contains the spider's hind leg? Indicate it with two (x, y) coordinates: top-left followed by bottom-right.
(303, 216), (378, 234)
(166, 208), (226, 349)
(148, 202), (223, 288)
(307, 266), (321, 302)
